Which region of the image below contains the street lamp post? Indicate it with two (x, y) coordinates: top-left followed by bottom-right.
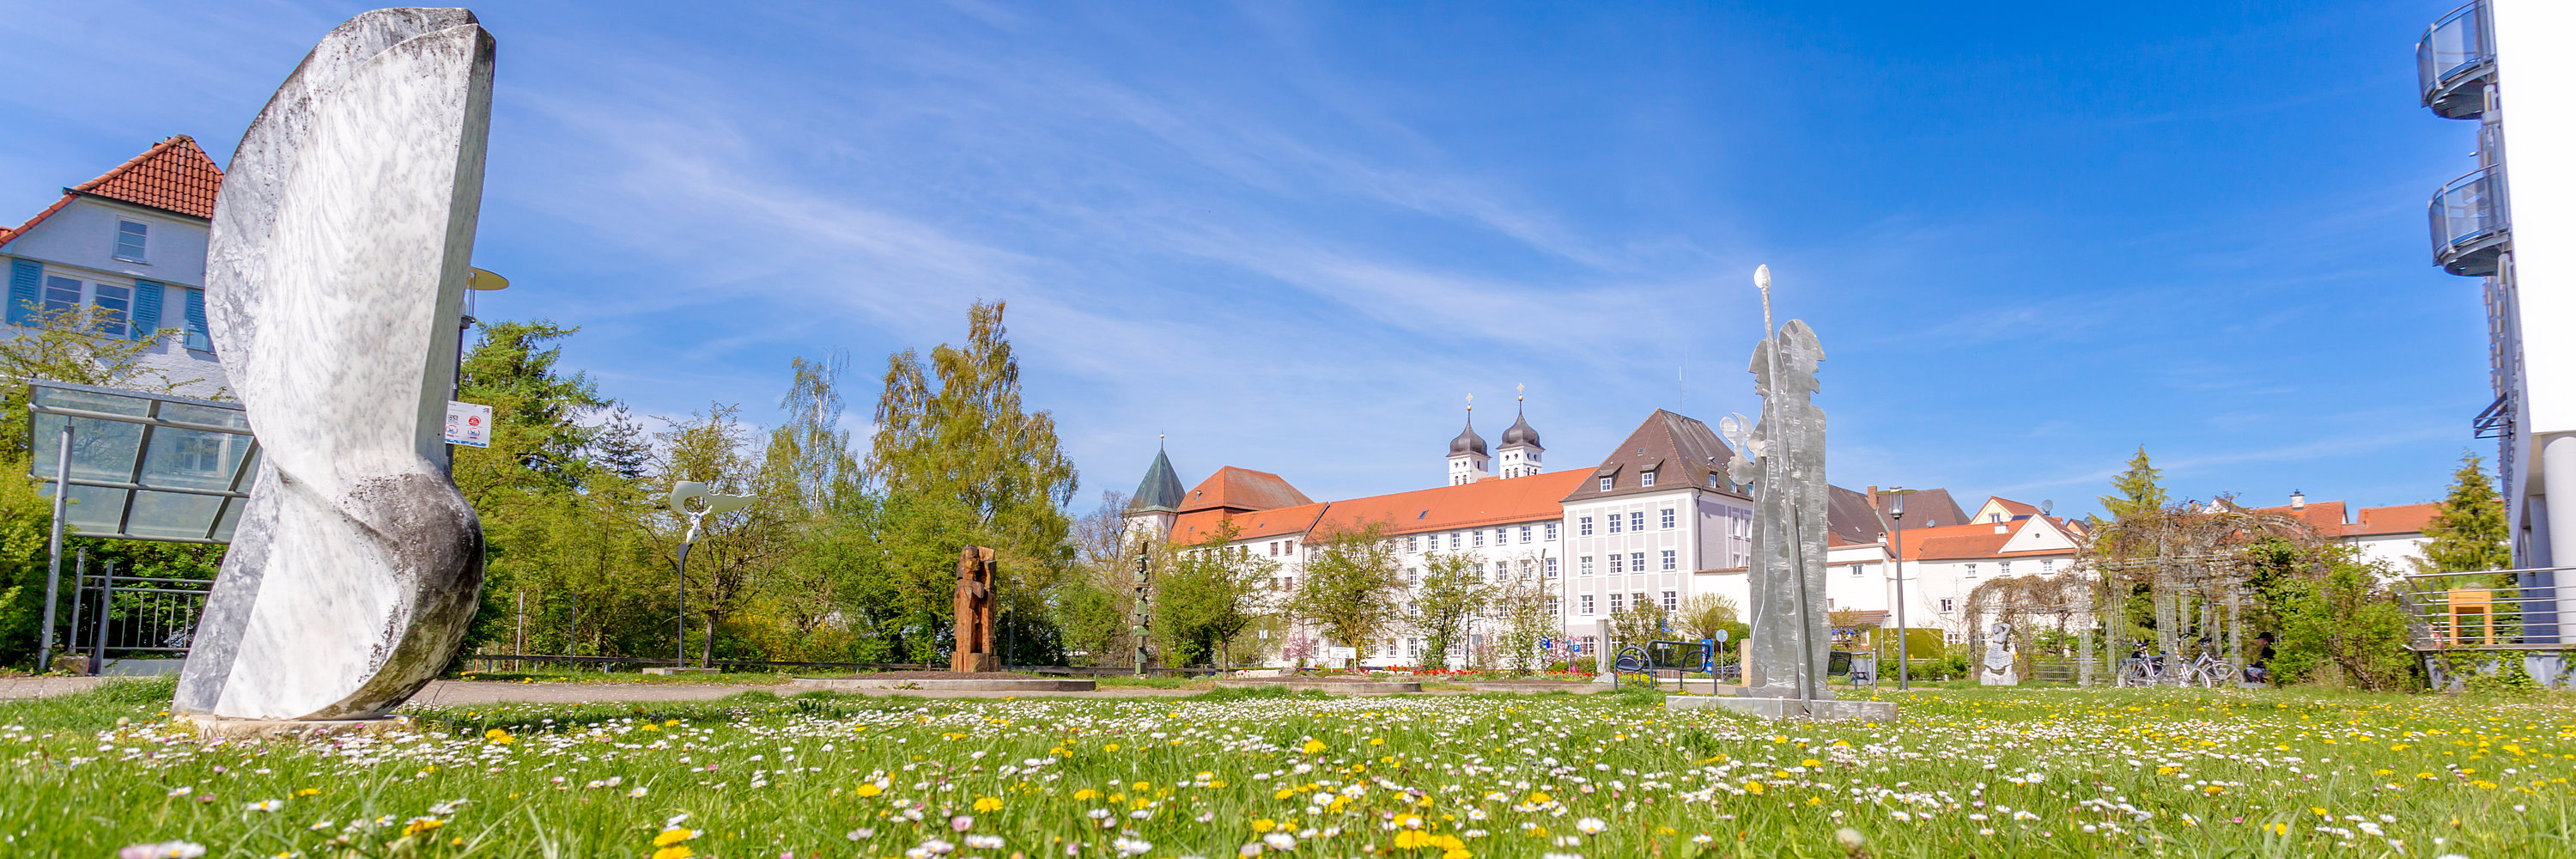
(1891, 492), (1909, 691)
(665, 481), (752, 669)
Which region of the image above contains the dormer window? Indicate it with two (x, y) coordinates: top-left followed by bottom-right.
(114, 220), (149, 263)
(1599, 477), (1613, 491)
(1640, 470), (1656, 487)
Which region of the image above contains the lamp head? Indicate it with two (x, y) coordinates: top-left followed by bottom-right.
(1890, 492), (1905, 519)
(1754, 265), (1771, 292)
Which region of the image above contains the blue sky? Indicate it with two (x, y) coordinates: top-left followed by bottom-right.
(0, 2), (2488, 520)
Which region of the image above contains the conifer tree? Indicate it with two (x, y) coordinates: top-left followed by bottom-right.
(2099, 445), (2170, 520)
(2421, 451), (2511, 574)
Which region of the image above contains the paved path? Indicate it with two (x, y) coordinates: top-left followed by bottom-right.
(0, 677), (112, 700)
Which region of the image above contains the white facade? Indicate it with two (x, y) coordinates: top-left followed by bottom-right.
(3, 190), (228, 397)
(1561, 488), (1754, 631)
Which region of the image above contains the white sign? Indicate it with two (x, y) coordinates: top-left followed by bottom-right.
(444, 400), (493, 448)
(1326, 646), (1358, 661)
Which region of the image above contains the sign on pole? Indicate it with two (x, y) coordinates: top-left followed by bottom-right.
(445, 400), (493, 448)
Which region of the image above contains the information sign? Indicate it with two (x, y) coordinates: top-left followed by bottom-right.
(445, 400), (493, 448)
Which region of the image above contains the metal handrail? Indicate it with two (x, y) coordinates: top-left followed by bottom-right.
(2396, 567), (2572, 650)
(2418, 0), (2495, 116)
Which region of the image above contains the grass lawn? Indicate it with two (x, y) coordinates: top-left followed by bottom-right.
(7, 679), (2571, 858)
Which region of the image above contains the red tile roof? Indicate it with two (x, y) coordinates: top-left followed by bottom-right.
(2351, 503), (2440, 537)
(2, 136), (223, 247)
(1176, 466), (1313, 515)
(1984, 497), (2041, 516)
(2245, 501), (2351, 537)
(1163, 470), (1587, 546)
(1897, 519), (2076, 561)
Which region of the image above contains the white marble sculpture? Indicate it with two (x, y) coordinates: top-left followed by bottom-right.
(1980, 622), (2020, 685)
(175, 9), (495, 721)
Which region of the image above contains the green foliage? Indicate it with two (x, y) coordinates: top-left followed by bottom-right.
(2421, 451), (2511, 575)
(0, 455), (58, 668)
(1292, 522), (1405, 667)
(866, 301), (1078, 579)
(2098, 445), (2170, 521)
(1154, 525), (1271, 667)
(1671, 593), (1745, 645)
(2272, 547), (2420, 691)
(1411, 551), (1486, 670)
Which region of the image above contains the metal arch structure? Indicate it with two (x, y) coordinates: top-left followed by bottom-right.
(26, 380), (260, 545)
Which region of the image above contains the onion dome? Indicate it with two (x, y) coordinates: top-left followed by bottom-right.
(1500, 404), (1540, 448)
(1449, 416), (1488, 456)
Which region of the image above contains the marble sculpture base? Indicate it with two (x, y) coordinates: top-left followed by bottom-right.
(1666, 695), (1898, 723)
(183, 714), (413, 740)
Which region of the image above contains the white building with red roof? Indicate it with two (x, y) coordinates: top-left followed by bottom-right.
(1, 136), (228, 396)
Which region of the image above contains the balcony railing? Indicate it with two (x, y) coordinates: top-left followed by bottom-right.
(2419, 0), (2496, 119)
(2398, 568), (2573, 651)
(2430, 165), (2509, 276)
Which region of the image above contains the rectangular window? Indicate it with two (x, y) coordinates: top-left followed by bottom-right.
(1661, 550), (1676, 571)
(1607, 514), (1622, 535)
(1662, 591), (1677, 612)
(1473, 530), (1485, 547)
(1545, 522), (1559, 540)
(1579, 556), (1594, 576)
(1851, 564), (1864, 576)
(1406, 568), (1418, 584)
(1519, 525), (1532, 543)
(1580, 594), (1595, 615)
(1609, 593), (1625, 612)
(1661, 508), (1676, 530)
(114, 220), (148, 263)
(1631, 551), (1646, 573)
(89, 283), (130, 336)
(1579, 516), (1594, 536)
(1449, 533), (1461, 550)
(1640, 470), (1656, 487)
(1630, 512), (1645, 532)
(1545, 557), (1558, 577)
(1285, 539), (1296, 554)
(41, 276), (81, 316)
(1268, 541), (1279, 556)
(182, 287), (211, 351)
(1999, 561), (2012, 576)
(1709, 473), (1720, 488)
(2041, 558), (2055, 573)
(1608, 554), (1624, 575)
(1965, 563), (1978, 577)
(1406, 536), (1419, 552)
(1599, 476), (1613, 491)
(1940, 598), (1954, 612)
(1545, 596), (1560, 616)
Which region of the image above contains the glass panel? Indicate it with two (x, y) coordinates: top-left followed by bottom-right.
(32, 386), (149, 416)
(38, 483), (130, 532)
(138, 429), (249, 490)
(158, 402), (249, 431)
(41, 276), (81, 315)
(91, 284), (130, 337)
(210, 497), (245, 542)
(69, 417), (144, 483)
(125, 491), (224, 539)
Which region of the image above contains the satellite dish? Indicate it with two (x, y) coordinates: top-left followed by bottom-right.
(2041, 499), (2054, 515)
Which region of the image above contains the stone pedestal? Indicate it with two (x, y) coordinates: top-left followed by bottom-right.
(183, 714), (412, 740)
(642, 667), (718, 676)
(1666, 694), (1896, 722)
(1980, 667), (2020, 686)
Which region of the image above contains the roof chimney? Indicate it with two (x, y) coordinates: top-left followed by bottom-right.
(1867, 485), (1879, 509)
(2290, 490), (2306, 511)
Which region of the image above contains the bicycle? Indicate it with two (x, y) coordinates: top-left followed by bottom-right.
(2114, 641), (2166, 687)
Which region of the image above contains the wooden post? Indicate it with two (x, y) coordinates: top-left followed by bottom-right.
(952, 546), (999, 673)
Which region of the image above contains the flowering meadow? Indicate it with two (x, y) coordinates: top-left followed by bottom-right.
(5, 679), (2573, 858)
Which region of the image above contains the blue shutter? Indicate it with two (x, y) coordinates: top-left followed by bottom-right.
(129, 279), (164, 341)
(183, 288), (210, 352)
(6, 259), (38, 326)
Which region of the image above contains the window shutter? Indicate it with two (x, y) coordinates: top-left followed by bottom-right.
(184, 288), (210, 350)
(130, 279), (164, 341)
(6, 259), (38, 326)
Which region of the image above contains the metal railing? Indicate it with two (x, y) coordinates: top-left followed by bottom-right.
(66, 570), (211, 665)
(460, 655), (1233, 677)
(2419, 0), (2495, 119)
(2397, 567), (2574, 651)
(2431, 165), (2509, 275)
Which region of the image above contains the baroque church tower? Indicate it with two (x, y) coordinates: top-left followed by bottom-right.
(1497, 391), (1544, 478)
(1447, 399), (1489, 486)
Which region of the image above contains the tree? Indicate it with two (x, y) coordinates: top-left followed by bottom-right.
(1156, 523), (1272, 667)
(2098, 445), (2170, 521)
(866, 302), (1078, 575)
(2421, 451), (2510, 574)
(1607, 598), (1669, 655)
(0, 302), (206, 460)
(659, 403), (791, 666)
(2272, 547), (2418, 691)
(457, 320), (606, 484)
(1672, 593), (1746, 644)
(1484, 555), (1560, 674)
(1293, 522), (1405, 669)
(1411, 551), (1487, 670)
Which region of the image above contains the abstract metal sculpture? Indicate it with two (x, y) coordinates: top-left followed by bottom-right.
(175, 9), (497, 721)
(1723, 265), (1832, 708)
